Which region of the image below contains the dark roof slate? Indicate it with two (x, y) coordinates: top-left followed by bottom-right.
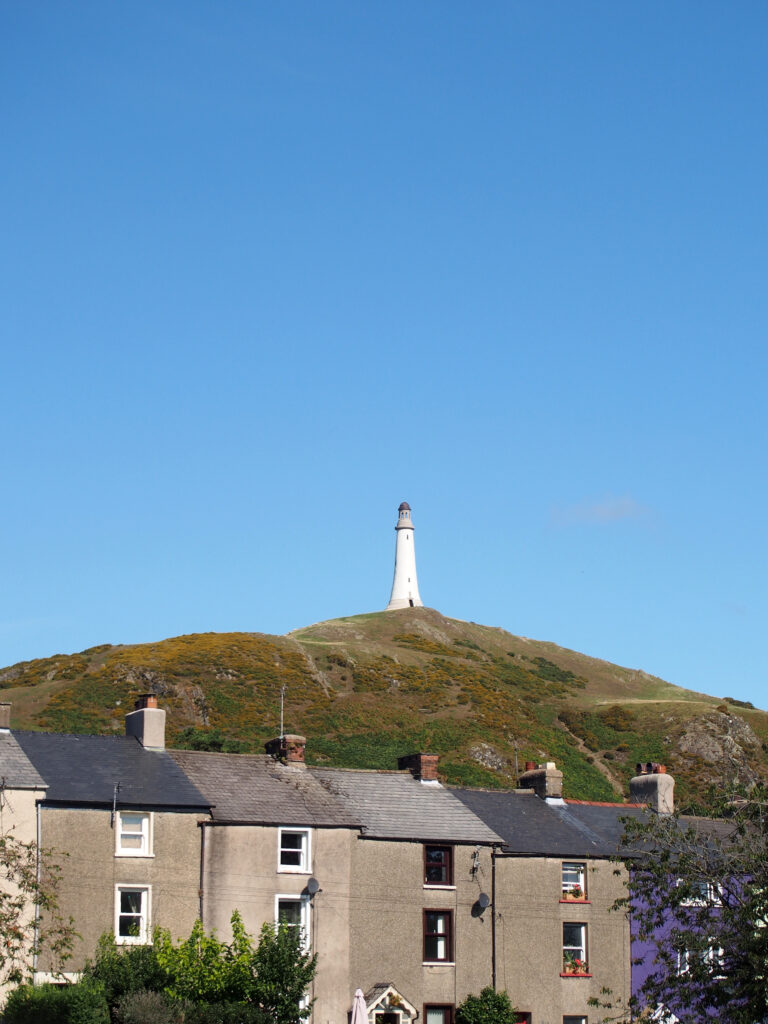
(451, 788), (647, 857)
(311, 768), (502, 843)
(0, 732), (46, 789)
(169, 751), (359, 827)
(14, 732), (209, 810)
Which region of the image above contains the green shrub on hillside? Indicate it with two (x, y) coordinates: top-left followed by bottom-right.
(175, 728), (248, 753)
(530, 657), (586, 688)
(599, 705), (636, 731)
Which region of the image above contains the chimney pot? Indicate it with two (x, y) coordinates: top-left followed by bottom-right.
(524, 761), (536, 772)
(630, 764), (674, 814)
(125, 698), (166, 750)
(519, 761), (563, 799)
(398, 753), (439, 781)
(265, 734), (306, 765)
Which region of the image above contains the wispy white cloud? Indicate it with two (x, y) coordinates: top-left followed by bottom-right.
(722, 601), (748, 617)
(551, 495), (650, 527)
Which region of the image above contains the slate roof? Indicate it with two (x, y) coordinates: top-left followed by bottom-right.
(168, 751), (359, 827)
(311, 768), (503, 843)
(14, 732), (210, 810)
(451, 788), (648, 857)
(0, 732), (46, 789)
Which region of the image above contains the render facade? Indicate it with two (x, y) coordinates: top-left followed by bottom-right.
(1, 697), (677, 1024)
(454, 768), (641, 1024)
(169, 744), (359, 1024)
(12, 703), (211, 976)
(0, 722), (48, 1004)
(312, 759), (501, 1024)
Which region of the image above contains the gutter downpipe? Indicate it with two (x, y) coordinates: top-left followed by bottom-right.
(33, 800), (41, 977)
(199, 821), (207, 924)
(491, 844), (499, 991)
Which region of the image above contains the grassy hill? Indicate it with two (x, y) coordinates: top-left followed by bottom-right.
(2, 607), (766, 807)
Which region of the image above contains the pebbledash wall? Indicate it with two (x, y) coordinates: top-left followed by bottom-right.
(0, 720), (48, 1004)
(348, 838), (495, 1008)
(199, 823), (354, 1024)
(493, 855), (631, 1023)
(37, 807), (203, 973)
(4, 696), (682, 1024)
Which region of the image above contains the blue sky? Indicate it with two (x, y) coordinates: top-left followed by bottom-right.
(2, 3), (766, 708)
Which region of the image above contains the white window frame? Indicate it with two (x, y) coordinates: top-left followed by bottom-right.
(676, 943), (724, 977)
(115, 811), (153, 857)
(275, 893), (311, 950)
(277, 827), (311, 874)
(561, 862), (587, 898)
(562, 922), (588, 972)
(677, 879), (720, 906)
(115, 885), (151, 945)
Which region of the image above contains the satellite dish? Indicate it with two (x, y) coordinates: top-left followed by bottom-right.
(477, 892), (490, 909)
(306, 877), (320, 896)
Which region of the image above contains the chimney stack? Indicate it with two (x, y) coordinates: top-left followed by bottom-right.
(265, 734), (306, 766)
(519, 761), (563, 800)
(630, 763), (674, 814)
(0, 703), (10, 732)
(398, 753), (439, 782)
(125, 694), (166, 751)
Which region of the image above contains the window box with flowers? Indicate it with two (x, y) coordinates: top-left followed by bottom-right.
(560, 863), (589, 902)
(561, 924), (591, 976)
(561, 952), (590, 976)
(560, 884), (587, 902)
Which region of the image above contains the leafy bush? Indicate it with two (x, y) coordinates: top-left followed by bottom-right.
(154, 914), (316, 1023)
(183, 1002), (270, 1023)
(456, 987), (521, 1024)
(113, 991), (269, 1024)
(113, 989), (182, 1024)
(83, 933), (167, 1008)
(2, 982), (109, 1024)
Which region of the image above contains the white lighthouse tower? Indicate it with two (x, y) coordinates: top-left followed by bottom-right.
(386, 501), (424, 611)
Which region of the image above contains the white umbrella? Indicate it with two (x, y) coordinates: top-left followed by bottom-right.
(351, 988), (368, 1024)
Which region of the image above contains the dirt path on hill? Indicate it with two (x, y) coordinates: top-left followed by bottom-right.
(556, 718), (624, 795)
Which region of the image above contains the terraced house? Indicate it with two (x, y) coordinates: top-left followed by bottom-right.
(1, 696), (659, 1024)
(0, 708), (48, 1005)
(454, 763), (639, 1024)
(12, 696), (210, 970)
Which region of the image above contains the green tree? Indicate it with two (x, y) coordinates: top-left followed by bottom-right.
(0, 830), (76, 988)
(87, 912), (317, 1023)
(154, 914), (255, 1003)
(456, 988), (520, 1024)
(617, 797), (768, 1024)
(83, 933), (166, 1007)
(248, 921), (317, 1024)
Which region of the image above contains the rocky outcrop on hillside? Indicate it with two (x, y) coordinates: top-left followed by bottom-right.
(677, 711), (763, 788)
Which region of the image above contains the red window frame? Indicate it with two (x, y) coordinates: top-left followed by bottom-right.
(424, 845), (454, 885)
(424, 1005), (454, 1024)
(424, 909), (453, 962)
